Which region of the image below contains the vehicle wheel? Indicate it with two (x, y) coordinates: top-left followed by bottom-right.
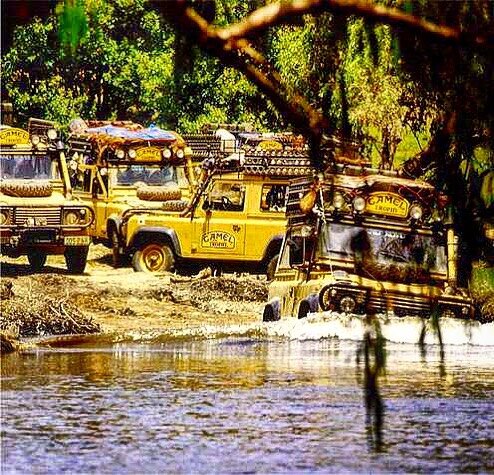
(262, 301), (280, 322)
(319, 285), (334, 312)
(266, 254), (279, 281)
(136, 186), (181, 201)
(132, 242), (175, 273)
(161, 200), (188, 212)
(64, 246), (89, 274)
(27, 251), (47, 272)
(111, 229), (123, 268)
(0, 181), (53, 197)
(298, 300), (311, 319)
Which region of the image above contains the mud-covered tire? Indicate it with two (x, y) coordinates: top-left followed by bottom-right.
(319, 285), (334, 312)
(298, 300), (311, 319)
(262, 304), (278, 322)
(0, 181), (53, 198)
(266, 254), (279, 281)
(132, 242), (175, 273)
(136, 186), (181, 202)
(161, 200), (188, 212)
(27, 250), (47, 272)
(64, 246), (89, 274)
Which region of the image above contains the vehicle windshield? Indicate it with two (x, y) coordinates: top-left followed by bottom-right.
(0, 154), (52, 180)
(317, 222), (448, 279)
(114, 164), (176, 186)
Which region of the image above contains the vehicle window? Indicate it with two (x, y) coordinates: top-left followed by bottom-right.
(206, 182), (245, 212)
(115, 165), (175, 186)
(260, 184), (287, 212)
(0, 154), (52, 180)
(279, 230), (314, 268)
(318, 222), (447, 277)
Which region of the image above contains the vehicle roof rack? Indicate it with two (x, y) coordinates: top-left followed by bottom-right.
(27, 118), (56, 138)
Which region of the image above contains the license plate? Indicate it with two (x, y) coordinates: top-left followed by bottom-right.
(64, 236), (91, 246)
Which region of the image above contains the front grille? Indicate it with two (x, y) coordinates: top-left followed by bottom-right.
(14, 207), (62, 226)
(368, 291), (431, 316)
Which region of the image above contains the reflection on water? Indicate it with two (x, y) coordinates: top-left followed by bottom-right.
(2, 337), (494, 474)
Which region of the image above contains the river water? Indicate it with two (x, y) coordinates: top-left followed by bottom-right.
(2, 317), (494, 474)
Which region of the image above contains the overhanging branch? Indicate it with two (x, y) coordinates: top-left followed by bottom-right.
(217, 0), (493, 52)
(157, 1), (329, 168)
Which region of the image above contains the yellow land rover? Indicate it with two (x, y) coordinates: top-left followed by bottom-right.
(67, 120), (193, 266)
(121, 149), (315, 278)
(263, 165), (476, 322)
(0, 119), (94, 273)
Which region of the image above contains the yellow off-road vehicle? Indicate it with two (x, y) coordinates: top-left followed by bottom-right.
(0, 119), (94, 273)
(120, 149), (315, 277)
(263, 164), (476, 322)
(67, 120), (194, 266)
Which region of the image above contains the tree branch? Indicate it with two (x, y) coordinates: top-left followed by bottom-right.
(217, 0), (493, 52)
(156, 1), (328, 168)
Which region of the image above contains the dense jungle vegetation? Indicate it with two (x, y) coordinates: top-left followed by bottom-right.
(1, 0), (493, 289)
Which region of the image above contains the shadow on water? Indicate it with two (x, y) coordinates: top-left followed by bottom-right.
(356, 314), (386, 452)
(418, 305), (446, 377)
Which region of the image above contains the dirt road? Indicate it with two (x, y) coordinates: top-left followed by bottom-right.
(1, 245), (266, 341)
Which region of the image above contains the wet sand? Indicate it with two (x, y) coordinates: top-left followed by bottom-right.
(1, 245), (266, 340)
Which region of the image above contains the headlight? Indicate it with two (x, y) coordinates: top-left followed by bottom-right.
(128, 149), (137, 159)
(333, 192), (345, 209)
(116, 149), (125, 159)
(176, 148), (184, 159)
(410, 204), (423, 220)
(353, 196), (366, 213)
(47, 128), (58, 140)
(63, 208), (91, 226)
(162, 148), (172, 159)
(64, 211), (80, 225)
(31, 135), (40, 145)
(0, 209), (11, 225)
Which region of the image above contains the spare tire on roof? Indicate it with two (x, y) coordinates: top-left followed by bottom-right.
(136, 185), (182, 202)
(0, 181), (53, 198)
(161, 199), (188, 212)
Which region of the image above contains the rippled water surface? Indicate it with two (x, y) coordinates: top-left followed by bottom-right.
(2, 335), (494, 474)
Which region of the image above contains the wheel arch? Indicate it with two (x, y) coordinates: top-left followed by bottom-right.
(129, 227), (182, 257)
(106, 216), (122, 242)
(261, 234), (284, 263)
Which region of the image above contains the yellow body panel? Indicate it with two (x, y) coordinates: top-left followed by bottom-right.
(125, 173), (288, 264)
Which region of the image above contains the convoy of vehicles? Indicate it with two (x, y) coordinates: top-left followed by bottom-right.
(0, 119), (94, 273)
(1, 117), (483, 322)
(66, 120), (194, 266)
(262, 164), (476, 321)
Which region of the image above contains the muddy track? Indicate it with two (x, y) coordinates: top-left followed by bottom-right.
(1, 245), (266, 341)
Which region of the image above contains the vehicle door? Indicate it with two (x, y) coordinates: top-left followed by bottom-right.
(193, 179), (247, 257)
(244, 181), (289, 259)
(72, 164), (109, 239)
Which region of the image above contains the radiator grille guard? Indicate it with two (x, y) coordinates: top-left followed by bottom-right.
(13, 207), (62, 226)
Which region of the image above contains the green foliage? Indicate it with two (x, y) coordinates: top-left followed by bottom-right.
(57, 0), (88, 54)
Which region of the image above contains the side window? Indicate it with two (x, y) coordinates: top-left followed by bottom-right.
(286, 233), (315, 267)
(260, 184), (287, 212)
(70, 153), (93, 193)
(205, 182), (245, 211)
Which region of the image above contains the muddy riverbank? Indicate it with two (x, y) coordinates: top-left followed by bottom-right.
(1, 245), (267, 348)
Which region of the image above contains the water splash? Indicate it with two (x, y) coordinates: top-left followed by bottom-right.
(264, 312), (494, 346)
